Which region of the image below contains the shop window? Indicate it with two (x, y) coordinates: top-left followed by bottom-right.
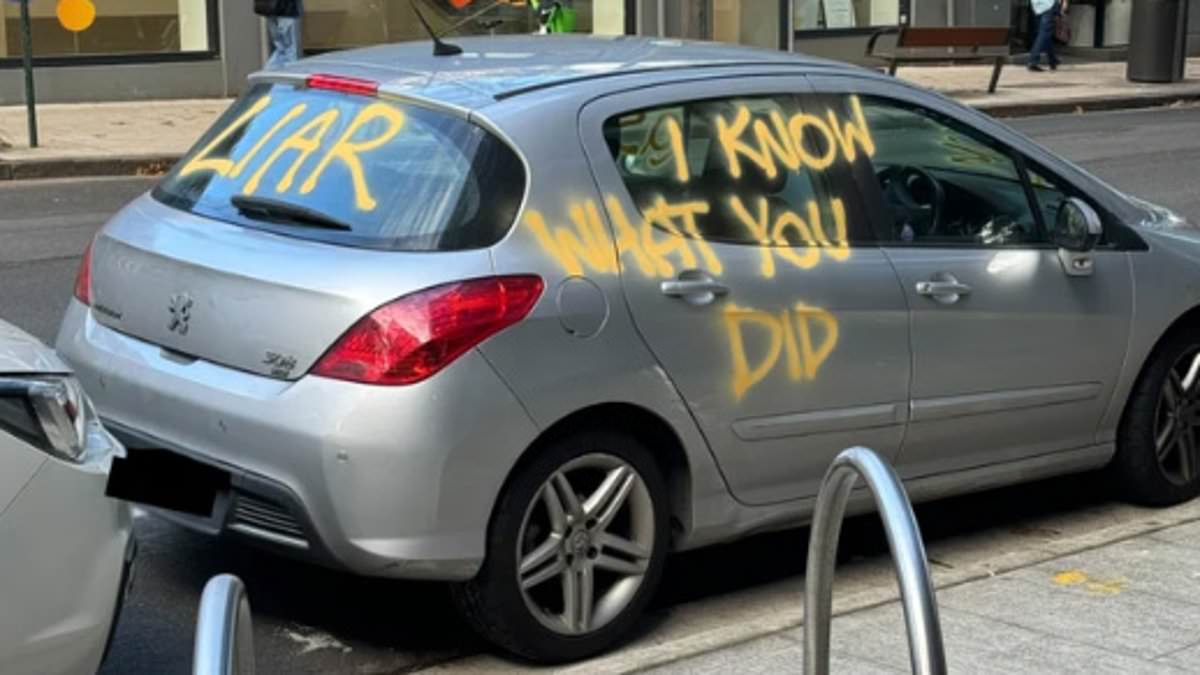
(794, 0), (898, 30)
(4, 0), (213, 58)
(302, 0), (621, 53)
(712, 0), (780, 49)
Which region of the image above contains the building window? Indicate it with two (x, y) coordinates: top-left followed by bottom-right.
(302, 0), (622, 53)
(794, 0), (899, 30)
(712, 0), (781, 49)
(3, 0), (214, 58)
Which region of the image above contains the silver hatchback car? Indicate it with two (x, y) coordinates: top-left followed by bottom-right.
(58, 36), (1200, 661)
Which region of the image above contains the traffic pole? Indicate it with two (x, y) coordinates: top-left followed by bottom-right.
(19, 0), (38, 148)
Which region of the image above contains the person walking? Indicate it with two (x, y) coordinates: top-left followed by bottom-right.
(256, 0), (304, 69)
(1027, 0), (1065, 72)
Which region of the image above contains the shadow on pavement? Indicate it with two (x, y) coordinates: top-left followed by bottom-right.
(103, 471), (1114, 673)
(654, 471), (1112, 607)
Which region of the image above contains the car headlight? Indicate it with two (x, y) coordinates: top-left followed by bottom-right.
(0, 375), (117, 464)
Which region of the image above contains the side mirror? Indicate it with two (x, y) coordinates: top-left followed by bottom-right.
(1052, 197), (1103, 252)
(193, 575), (255, 675)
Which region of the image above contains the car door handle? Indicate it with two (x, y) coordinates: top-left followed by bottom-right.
(915, 281), (972, 297)
(661, 279), (729, 296)
(915, 273), (972, 305)
(660, 272), (729, 306)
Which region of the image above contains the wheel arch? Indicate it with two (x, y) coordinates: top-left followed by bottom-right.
(1133, 305), (1200, 387)
(1119, 304), (1200, 434)
(498, 402), (694, 544)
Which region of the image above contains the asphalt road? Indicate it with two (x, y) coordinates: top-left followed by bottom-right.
(1, 105), (1199, 674)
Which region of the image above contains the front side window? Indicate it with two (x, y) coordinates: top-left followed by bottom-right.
(1027, 166), (1076, 242)
(856, 97), (1044, 247)
(154, 82), (526, 251)
(603, 94), (858, 250)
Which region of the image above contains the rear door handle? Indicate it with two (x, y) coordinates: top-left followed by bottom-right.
(915, 281), (972, 296)
(660, 271), (728, 306)
(915, 274), (971, 305)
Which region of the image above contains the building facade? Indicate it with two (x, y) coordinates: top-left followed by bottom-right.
(0, 0), (1195, 104)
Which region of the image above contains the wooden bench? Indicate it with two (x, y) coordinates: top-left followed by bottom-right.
(865, 26), (1013, 94)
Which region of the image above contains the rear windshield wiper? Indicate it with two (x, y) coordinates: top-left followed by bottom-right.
(231, 195), (353, 231)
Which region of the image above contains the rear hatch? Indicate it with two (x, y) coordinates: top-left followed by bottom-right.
(86, 75), (526, 380)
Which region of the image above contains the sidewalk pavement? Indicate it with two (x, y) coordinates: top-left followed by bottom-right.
(645, 519), (1200, 674)
(431, 485), (1200, 675)
(0, 98), (229, 179)
(0, 58), (1198, 180)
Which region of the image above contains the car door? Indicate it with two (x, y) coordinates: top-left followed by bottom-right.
(808, 75), (1133, 477)
(577, 76), (912, 505)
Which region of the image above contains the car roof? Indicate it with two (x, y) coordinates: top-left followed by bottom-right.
(0, 319), (69, 374)
(272, 35), (860, 111)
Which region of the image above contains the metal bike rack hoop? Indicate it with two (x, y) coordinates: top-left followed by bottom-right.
(803, 447), (947, 675)
(194, 574), (256, 675)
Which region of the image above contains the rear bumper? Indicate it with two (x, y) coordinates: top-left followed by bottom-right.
(108, 421), (391, 576)
(57, 300), (541, 581)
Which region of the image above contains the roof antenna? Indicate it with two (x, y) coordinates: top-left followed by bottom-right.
(411, 1), (463, 57)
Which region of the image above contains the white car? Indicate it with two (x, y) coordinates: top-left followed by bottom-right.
(0, 319), (134, 675)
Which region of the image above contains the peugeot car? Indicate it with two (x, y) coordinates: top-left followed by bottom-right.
(57, 36), (1200, 661)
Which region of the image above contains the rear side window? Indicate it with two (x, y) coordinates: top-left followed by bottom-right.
(154, 82), (526, 251)
(602, 94), (862, 247)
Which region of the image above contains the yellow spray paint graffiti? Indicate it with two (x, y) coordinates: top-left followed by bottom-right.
(617, 112), (691, 183)
(724, 302), (839, 400)
(525, 96), (874, 398)
(526, 194), (848, 280)
(715, 96), (876, 180)
(524, 196), (722, 279)
(524, 193), (850, 398)
(727, 195), (850, 277)
(180, 99), (407, 212)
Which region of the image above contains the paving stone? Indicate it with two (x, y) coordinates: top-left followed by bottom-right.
(1009, 537), (1200, 609)
(1152, 640), (1200, 671)
(1146, 520), (1200, 551)
(938, 574), (1200, 660)
(641, 633), (902, 675)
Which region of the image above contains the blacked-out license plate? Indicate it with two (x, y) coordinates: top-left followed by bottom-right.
(106, 448), (230, 517)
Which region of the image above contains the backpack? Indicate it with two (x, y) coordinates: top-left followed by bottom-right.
(254, 0), (300, 17)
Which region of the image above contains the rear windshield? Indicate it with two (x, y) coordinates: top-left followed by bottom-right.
(153, 82), (526, 251)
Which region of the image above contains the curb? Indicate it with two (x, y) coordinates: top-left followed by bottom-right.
(0, 153), (178, 180)
(976, 91), (1200, 118)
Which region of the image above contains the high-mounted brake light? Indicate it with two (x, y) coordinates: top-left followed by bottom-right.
(73, 239), (93, 306)
(312, 276), (544, 386)
(306, 74), (380, 97)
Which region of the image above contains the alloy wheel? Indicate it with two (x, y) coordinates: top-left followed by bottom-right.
(1154, 346), (1200, 486)
(515, 453), (656, 636)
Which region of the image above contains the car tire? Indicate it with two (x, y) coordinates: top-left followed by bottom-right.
(451, 430), (669, 663)
(1112, 329), (1200, 506)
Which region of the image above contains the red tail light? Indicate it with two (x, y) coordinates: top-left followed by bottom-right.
(306, 74), (380, 97)
(312, 276), (544, 386)
(73, 240), (94, 306)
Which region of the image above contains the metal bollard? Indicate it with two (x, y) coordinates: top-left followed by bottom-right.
(193, 574), (256, 675)
(803, 447), (947, 675)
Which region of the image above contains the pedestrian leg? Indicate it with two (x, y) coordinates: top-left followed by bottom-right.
(1027, 10), (1053, 69)
(266, 16), (299, 69)
(1047, 7), (1060, 69)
